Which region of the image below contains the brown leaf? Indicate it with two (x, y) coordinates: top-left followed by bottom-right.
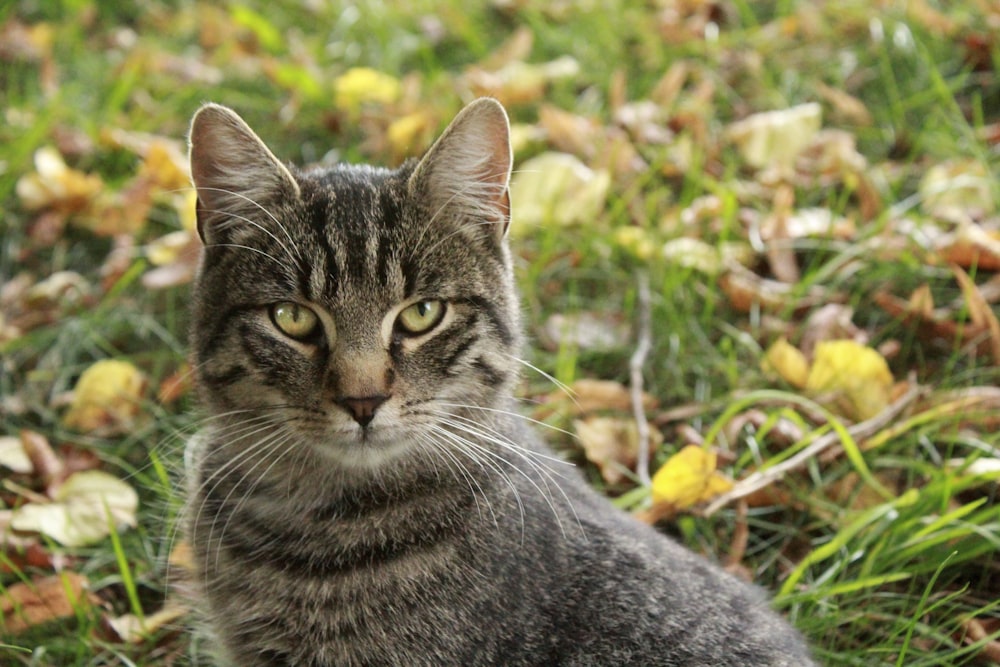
(105, 603), (188, 644)
(938, 224), (1000, 271)
(157, 364), (192, 404)
(574, 416), (662, 485)
(814, 82), (872, 126)
(720, 264), (834, 313)
(959, 615), (1000, 662)
(19, 430), (65, 492)
(953, 264), (1000, 365)
(1, 572), (93, 635)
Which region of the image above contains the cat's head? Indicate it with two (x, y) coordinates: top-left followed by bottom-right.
(187, 99), (521, 470)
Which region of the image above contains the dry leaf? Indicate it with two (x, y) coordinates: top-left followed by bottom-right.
(574, 416), (662, 485)
(537, 378), (657, 419)
(799, 304), (867, 357)
(725, 103), (822, 170)
(805, 340), (894, 420)
(953, 264), (1000, 364)
(0, 436), (32, 473)
(334, 67), (401, 114)
(387, 111), (433, 159)
(15, 146), (102, 214)
(10, 469), (139, 547)
(509, 152), (610, 235)
(959, 616), (1000, 663)
(1, 572), (92, 635)
(615, 227), (658, 261)
(651, 445), (734, 509)
(762, 337), (809, 389)
(814, 82), (872, 126)
(106, 603), (188, 644)
(539, 312), (628, 352)
(63, 359), (147, 433)
(938, 224), (1000, 271)
(920, 159), (995, 221)
(465, 57), (579, 106)
(20, 429), (65, 491)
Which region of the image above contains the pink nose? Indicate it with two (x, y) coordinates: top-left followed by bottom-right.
(336, 395), (389, 427)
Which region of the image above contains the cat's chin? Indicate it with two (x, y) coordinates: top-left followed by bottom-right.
(310, 428), (414, 471)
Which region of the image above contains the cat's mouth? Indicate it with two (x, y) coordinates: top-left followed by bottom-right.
(313, 422), (413, 469)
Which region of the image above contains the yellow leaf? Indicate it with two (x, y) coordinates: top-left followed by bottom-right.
(138, 139), (190, 191)
(334, 67), (400, 114)
(725, 103), (822, 170)
(10, 470), (139, 547)
(509, 152), (610, 235)
(63, 360), (146, 433)
(805, 340), (893, 421)
(614, 227), (657, 261)
(15, 146), (103, 213)
(387, 111), (432, 158)
(762, 337), (809, 389)
(574, 416), (662, 486)
(651, 445), (733, 509)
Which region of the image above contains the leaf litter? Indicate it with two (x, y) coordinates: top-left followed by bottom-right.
(3, 0), (1000, 660)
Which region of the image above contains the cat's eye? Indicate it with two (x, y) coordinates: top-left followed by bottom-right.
(396, 300), (446, 335)
(270, 302), (320, 341)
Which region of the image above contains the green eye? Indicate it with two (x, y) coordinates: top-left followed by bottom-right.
(397, 300), (445, 335)
(270, 302), (320, 341)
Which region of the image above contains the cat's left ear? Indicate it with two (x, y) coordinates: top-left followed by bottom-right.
(408, 98), (513, 240)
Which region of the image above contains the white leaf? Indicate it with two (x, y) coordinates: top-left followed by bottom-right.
(10, 470), (138, 547)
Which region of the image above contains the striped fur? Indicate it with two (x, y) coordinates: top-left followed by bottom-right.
(185, 99), (814, 666)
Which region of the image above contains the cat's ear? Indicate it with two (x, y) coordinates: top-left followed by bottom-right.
(408, 98), (513, 239)
(188, 103), (300, 244)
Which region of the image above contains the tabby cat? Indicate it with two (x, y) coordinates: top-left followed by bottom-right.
(185, 98), (815, 666)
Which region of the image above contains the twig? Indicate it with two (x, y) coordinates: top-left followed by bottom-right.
(630, 270), (653, 487)
(702, 380), (922, 517)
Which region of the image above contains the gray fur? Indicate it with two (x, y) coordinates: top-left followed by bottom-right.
(185, 98), (815, 666)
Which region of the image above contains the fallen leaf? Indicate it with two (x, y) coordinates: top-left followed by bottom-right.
(63, 359), (146, 434)
(20, 430), (65, 491)
(953, 264), (1000, 365)
(651, 444), (734, 509)
(386, 111), (433, 160)
(725, 103), (822, 170)
(106, 603), (188, 644)
(15, 146), (102, 214)
(574, 416), (662, 485)
(157, 364), (192, 404)
(536, 378), (657, 419)
(615, 227), (658, 261)
(509, 152), (610, 235)
(661, 237), (754, 274)
(762, 337), (809, 389)
(334, 67), (400, 115)
(938, 224), (1000, 271)
(920, 159), (995, 221)
(1, 572), (92, 635)
(799, 304), (867, 357)
(814, 82), (873, 126)
(10, 469), (139, 547)
(960, 616), (1000, 663)
(0, 436), (32, 473)
(539, 312), (629, 352)
(805, 340), (894, 420)
(720, 264), (834, 313)
(465, 56), (579, 106)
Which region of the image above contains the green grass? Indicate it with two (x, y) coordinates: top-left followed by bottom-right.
(2, 0), (1000, 665)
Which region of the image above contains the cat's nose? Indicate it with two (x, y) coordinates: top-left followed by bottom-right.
(336, 395), (389, 427)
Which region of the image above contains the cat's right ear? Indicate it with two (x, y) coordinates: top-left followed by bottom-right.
(188, 103), (300, 244)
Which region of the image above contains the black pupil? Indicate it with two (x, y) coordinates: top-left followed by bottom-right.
(416, 302), (432, 316)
